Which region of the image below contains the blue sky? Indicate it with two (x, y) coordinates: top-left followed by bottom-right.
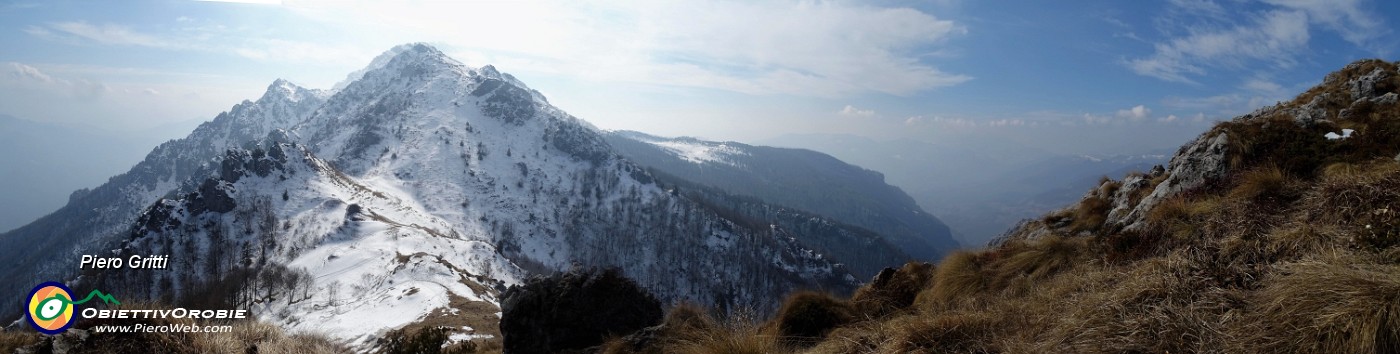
(1, 0), (1396, 154)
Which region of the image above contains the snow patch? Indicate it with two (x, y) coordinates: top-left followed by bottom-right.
(641, 139), (745, 165)
(1325, 129), (1356, 140)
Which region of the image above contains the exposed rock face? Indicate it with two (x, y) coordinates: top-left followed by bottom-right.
(1117, 132), (1230, 230)
(1104, 169), (1160, 226)
(500, 268), (664, 354)
(1350, 67), (1395, 101)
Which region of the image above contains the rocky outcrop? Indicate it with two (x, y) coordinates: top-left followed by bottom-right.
(1005, 59), (1400, 241)
(1349, 66), (1395, 101)
(1117, 132), (1230, 230)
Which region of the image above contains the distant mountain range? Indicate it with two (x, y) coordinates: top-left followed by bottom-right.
(762, 134), (1170, 246)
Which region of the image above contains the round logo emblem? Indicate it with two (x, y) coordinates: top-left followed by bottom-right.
(26, 282), (76, 335)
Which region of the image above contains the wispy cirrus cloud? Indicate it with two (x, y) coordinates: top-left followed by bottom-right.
(1261, 0), (1389, 50)
(24, 20), (368, 65)
(1129, 10), (1309, 83)
(29, 21), (177, 48)
(1129, 0), (1389, 84)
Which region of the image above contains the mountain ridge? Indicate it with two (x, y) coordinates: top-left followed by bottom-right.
(0, 44), (934, 352)
(605, 130), (958, 260)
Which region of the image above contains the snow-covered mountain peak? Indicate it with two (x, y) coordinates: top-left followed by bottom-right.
(332, 42), (450, 92)
(261, 78), (326, 104)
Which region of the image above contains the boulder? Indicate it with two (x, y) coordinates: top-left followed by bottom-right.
(500, 268), (663, 354)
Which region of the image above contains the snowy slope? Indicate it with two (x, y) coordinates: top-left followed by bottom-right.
(98, 135), (516, 348)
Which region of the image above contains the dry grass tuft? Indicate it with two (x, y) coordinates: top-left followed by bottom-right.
(669, 310), (784, 354)
(663, 302), (717, 336)
(1229, 165), (1290, 201)
(989, 235), (1089, 291)
(849, 262), (934, 319)
(1237, 256), (1400, 354)
(1046, 251), (1238, 354)
(769, 291), (853, 347)
(890, 311), (1002, 354)
(916, 251), (990, 310)
(1069, 188), (1117, 234)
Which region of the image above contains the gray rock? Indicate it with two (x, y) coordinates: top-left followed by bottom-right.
(1105, 174), (1151, 227)
(1350, 67), (1393, 101)
(1372, 92), (1399, 105)
(1293, 93), (1329, 127)
(1121, 132), (1231, 230)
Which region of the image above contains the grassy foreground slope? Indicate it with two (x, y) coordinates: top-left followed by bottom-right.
(608, 59), (1400, 354)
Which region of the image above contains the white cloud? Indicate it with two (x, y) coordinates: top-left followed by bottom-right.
(838, 105), (876, 117)
(4, 62), (109, 100)
(1261, 0), (1387, 49)
(1129, 10), (1309, 83)
(8, 62), (54, 83)
(987, 119), (1025, 127)
(1160, 114), (1179, 123)
(286, 1), (971, 97)
(1116, 104), (1151, 121)
(907, 115), (980, 128)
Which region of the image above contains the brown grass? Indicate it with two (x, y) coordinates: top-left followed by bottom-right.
(0, 330), (40, 353)
(669, 310), (784, 354)
(889, 311), (1003, 354)
(769, 291), (853, 347)
(1067, 182), (1119, 234)
(1228, 164), (1291, 202)
(848, 262), (934, 319)
(1235, 254), (1400, 353)
(915, 251), (989, 310)
(988, 235), (1089, 292)
(663, 302), (718, 336)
